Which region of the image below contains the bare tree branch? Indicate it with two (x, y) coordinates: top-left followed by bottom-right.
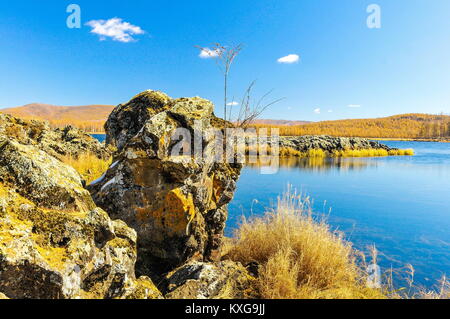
(235, 81), (285, 128)
(196, 43), (243, 121)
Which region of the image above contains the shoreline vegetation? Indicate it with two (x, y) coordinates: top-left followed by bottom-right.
(89, 132), (449, 143)
(276, 147), (414, 158)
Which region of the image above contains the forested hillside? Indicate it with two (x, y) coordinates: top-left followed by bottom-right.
(252, 114), (450, 139)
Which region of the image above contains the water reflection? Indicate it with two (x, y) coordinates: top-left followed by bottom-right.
(245, 156), (378, 172)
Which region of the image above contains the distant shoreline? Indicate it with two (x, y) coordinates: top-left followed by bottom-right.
(87, 132), (450, 143)
(371, 137), (450, 143)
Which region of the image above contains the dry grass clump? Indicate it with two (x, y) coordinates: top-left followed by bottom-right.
(389, 149), (415, 156)
(60, 152), (112, 184)
(332, 148), (414, 157)
(226, 188), (385, 299)
(332, 149), (389, 157)
(245, 146), (414, 159)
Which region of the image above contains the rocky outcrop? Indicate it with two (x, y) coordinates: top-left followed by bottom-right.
(163, 260), (256, 299)
(89, 90), (242, 278)
(277, 135), (393, 153)
(0, 137), (160, 299)
(0, 113), (111, 160)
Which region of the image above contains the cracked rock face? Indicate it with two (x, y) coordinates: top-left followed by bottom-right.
(0, 131), (160, 299)
(89, 90), (242, 277)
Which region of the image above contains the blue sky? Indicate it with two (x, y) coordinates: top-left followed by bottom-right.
(0, 0), (449, 121)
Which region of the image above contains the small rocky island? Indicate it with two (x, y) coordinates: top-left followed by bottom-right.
(0, 90), (399, 299)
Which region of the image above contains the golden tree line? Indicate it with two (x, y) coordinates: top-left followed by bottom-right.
(15, 113), (450, 139)
(251, 114), (450, 139)
(47, 119), (105, 133)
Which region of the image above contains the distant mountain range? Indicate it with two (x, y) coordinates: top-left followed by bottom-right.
(0, 103), (115, 132)
(0, 103), (115, 122)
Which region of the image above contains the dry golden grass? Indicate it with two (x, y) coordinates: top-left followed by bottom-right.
(248, 146), (414, 158)
(279, 147), (414, 158)
(60, 152), (112, 184)
(389, 149), (415, 156)
(245, 145), (414, 159)
(226, 188), (448, 299)
(226, 187), (385, 299)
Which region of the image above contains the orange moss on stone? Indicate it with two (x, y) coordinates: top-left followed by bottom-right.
(136, 188), (196, 236)
(212, 176), (224, 204)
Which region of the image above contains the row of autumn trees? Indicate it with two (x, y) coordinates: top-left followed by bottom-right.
(250, 114), (450, 139)
(44, 113), (450, 139)
(47, 119), (106, 133)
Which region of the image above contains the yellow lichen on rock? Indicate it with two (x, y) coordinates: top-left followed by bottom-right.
(136, 188), (195, 237)
(125, 276), (163, 299)
(33, 234), (69, 272)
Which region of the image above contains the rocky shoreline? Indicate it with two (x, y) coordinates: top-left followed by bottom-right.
(278, 135), (394, 153)
(0, 90), (396, 299)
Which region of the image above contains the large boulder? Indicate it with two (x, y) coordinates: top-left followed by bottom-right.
(0, 138), (160, 299)
(89, 90), (242, 277)
(0, 113), (111, 160)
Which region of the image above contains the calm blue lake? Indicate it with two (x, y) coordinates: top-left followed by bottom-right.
(93, 134), (449, 289)
(229, 140), (450, 288)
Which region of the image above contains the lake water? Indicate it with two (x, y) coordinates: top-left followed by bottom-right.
(93, 134), (449, 289)
(229, 140), (450, 288)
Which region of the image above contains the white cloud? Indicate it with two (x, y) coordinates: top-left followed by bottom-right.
(227, 101), (239, 106)
(86, 18), (145, 42)
(314, 108), (321, 114)
(348, 104), (361, 108)
(327, 109), (333, 113)
(277, 54), (300, 64)
(199, 48), (220, 59)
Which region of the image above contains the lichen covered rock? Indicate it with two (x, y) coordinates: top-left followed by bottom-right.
(163, 260), (256, 299)
(0, 138), (95, 212)
(0, 113), (111, 160)
(277, 135), (393, 153)
(89, 90), (242, 277)
(0, 138), (160, 299)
